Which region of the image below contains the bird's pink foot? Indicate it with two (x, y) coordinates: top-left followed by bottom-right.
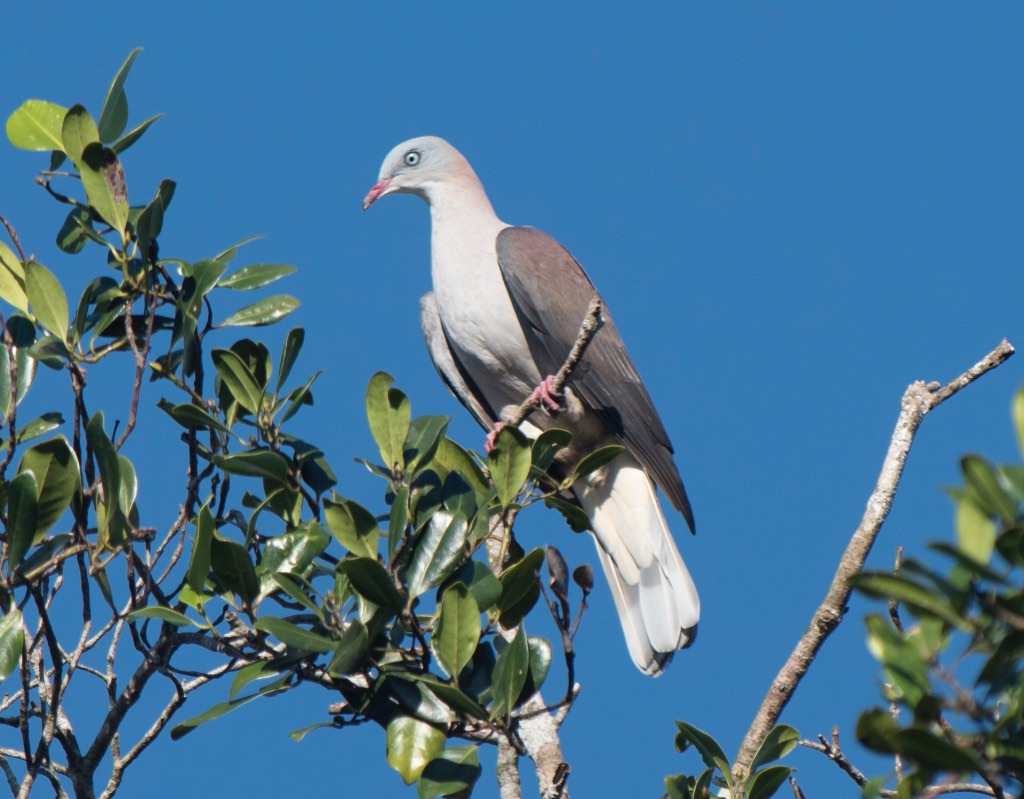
(530, 375), (564, 416)
(484, 421), (507, 454)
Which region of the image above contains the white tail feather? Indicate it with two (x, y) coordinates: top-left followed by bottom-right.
(576, 453), (699, 676)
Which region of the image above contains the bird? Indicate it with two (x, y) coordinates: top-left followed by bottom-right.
(363, 136), (698, 675)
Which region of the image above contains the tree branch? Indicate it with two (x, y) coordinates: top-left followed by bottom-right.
(732, 339), (1015, 779)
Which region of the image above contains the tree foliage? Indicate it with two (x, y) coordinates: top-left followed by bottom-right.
(0, 50), (595, 798)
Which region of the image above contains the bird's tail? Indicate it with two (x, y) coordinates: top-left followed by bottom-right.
(574, 453), (699, 676)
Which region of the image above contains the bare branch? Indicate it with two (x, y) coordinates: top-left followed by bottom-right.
(732, 339), (1015, 779)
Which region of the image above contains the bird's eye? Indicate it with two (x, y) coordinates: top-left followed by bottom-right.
(404, 151), (421, 167)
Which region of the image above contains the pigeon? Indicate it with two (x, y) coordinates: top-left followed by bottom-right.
(364, 136), (698, 675)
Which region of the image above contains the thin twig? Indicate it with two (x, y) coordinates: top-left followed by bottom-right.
(732, 339), (1015, 779)
(503, 299), (603, 430)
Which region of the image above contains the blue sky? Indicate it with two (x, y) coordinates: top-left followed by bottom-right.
(2, 3), (1022, 797)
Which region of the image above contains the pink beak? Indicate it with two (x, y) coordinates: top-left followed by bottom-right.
(362, 178), (392, 210)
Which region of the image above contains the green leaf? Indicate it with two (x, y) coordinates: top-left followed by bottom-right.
(0, 243), (29, 313)
(219, 263), (296, 291)
(4, 412), (63, 450)
(213, 450), (291, 486)
(125, 606), (195, 627)
(544, 495), (590, 533)
(388, 485), (410, 561)
(745, 765), (794, 799)
(523, 636), (552, 697)
(324, 498), (380, 559)
(430, 438), (489, 498)
(961, 454), (1016, 523)
(955, 496), (997, 564)
(18, 436), (78, 538)
(366, 372), (411, 474)
(6, 471), (38, 571)
(406, 511), (470, 600)
(0, 610), (24, 682)
(171, 693), (263, 740)
(432, 584), (481, 680)
(258, 522), (329, 580)
(0, 316), (36, 423)
(674, 721), (733, 789)
(417, 745), (482, 799)
(79, 143), (128, 233)
(338, 557), (404, 612)
(490, 625), (530, 718)
(254, 616), (335, 653)
(210, 535), (259, 605)
(413, 674), (488, 720)
(25, 260), (69, 341)
(488, 426), (532, 508)
(1014, 387), (1024, 459)
(85, 412), (124, 549)
(57, 207), (97, 255)
(5, 100), (67, 151)
(749, 724), (799, 772)
(111, 113), (162, 154)
(230, 660), (281, 700)
(276, 327), (305, 393)
(167, 402), (233, 435)
(385, 676), (453, 725)
(327, 620), (369, 677)
(405, 415), (450, 475)
(187, 504), (215, 596)
(892, 728), (981, 772)
(220, 294), (300, 327)
(849, 573), (970, 630)
(386, 716), (446, 785)
(453, 561), (502, 611)
(61, 104), (100, 167)
(497, 548), (544, 629)
(212, 348), (264, 415)
(532, 428), (572, 473)
(570, 444), (625, 483)
(98, 48), (141, 143)
(135, 179), (176, 262)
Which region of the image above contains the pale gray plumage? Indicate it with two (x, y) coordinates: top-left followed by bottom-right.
(366, 136), (699, 675)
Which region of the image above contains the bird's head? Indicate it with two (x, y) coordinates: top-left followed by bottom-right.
(362, 136), (469, 210)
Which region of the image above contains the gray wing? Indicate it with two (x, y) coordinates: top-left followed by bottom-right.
(419, 292), (498, 431)
(495, 226), (694, 531)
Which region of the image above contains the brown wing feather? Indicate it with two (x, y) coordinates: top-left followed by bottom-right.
(495, 226), (694, 531)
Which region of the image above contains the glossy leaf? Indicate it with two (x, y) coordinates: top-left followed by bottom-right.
(167, 402), (233, 436)
(674, 721), (733, 788)
(453, 561), (502, 611)
(220, 294), (299, 327)
(366, 372), (411, 473)
(490, 625), (529, 719)
(5, 100), (67, 151)
(61, 104), (100, 166)
(0, 317), (36, 423)
(849, 573), (970, 630)
(386, 716), (446, 785)
(80, 143), (128, 233)
(171, 693), (263, 740)
(745, 765), (794, 799)
(255, 616), (335, 653)
(388, 485), (410, 561)
(432, 583), (481, 680)
(276, 327), (305, 393)
(259, 522), (329, 579)
(25, 260), (69, 340)
(0, 243), (29, 313)
(220, 263), (296, 291)
(571, 444), (625, 483)
(86, 412), (124, 549)
(3, 412), (63, 450)
(386, 676), (453, 725)
(532, 428), (572, 473)
(125, 606), (195, 627)
(212, 347), (263, 415)
(6, 471), (38, 571)
(111, 113), (162, 154)
(749, 724), (799, 772)
(324, 498), (380, 559)
(338, 557), (404, 612)
(497, 548), (544, 629)
(213, 450), (291, 486)
(522, 636), (552, 698)
(135, 179), (176, 262)
(57, 207), (96, 254)
(431, 437), (489, 498)
(0, 610), (24, 682)
(488, 426), (531, 508)
(327, 621), (369, 677)
(187, 504), (215, 596)
(210, 535), (259, 605)
(405, 415), (449, 475)
(98, 48), (141, 143)
(417, 745), (482, 799)
(405, 511), (470, 600)
(18, 436), (78, 538)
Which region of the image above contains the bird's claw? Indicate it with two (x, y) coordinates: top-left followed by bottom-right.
(530, 375), (564, 416)
(484, 422), (507, 454)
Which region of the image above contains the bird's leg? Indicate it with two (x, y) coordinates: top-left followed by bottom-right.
(529, 374), (564, 416)
(484, 421), (507, 454)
